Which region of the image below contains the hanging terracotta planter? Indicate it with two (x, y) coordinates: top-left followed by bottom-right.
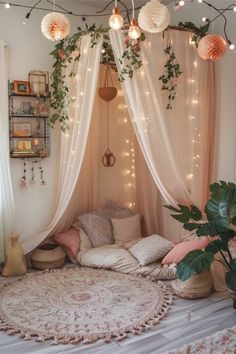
(98, 64), (117, 102)
(98, 87), (117, 102)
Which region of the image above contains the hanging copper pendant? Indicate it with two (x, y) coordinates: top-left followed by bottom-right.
(102, 148), (115, 167)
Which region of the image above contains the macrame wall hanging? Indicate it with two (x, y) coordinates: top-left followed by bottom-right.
(19, 159), (46, 188)
(98, 64), (117, 167)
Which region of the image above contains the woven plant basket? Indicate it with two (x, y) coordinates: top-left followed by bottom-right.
(31, 244), (65, 270)
(171, 272), (213, 299)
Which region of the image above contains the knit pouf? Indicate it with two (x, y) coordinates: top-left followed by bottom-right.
(31, 244), (65, 270)
(171, 272), (213, 299)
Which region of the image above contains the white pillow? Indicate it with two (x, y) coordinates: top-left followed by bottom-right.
(110, 213), (142, 246)
(129, 234), (174, 266)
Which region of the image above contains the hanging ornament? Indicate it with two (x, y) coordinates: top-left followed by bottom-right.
(102, 148), (116, 167)
(38, 162), (46, 185)
(138, 0), (170, 33)
(19, 159), (27, 188)
(98, 64), (117, 102)
(41, 12), (70, 41)
(30, 163), (35, 184)
(197, 34), (227, 61)
(102, 101), (116, 167)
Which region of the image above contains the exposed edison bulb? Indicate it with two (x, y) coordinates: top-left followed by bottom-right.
(198, 0), (203, 3)
(128, 19), (141, 40)
(5, 3), (11, 9)
(179, 0), (185, 6)
(229, 43), (235, 50)
(109, 7), (123, 30)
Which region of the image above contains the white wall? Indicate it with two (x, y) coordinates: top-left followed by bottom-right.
(0, 0), (106, 240)
(0, 0), (235, 241)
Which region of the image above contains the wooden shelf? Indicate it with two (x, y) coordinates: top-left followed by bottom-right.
(10, 136), (49, 139)
(10, 115), (49, 118)
(10, 153), (49, 159)
(9, 93), (50, 98)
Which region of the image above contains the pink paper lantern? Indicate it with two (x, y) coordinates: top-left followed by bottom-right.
(41, 12), (70, 41)
(197, 34), (227, 61)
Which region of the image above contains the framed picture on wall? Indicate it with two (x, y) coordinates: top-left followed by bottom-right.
(13, 81), (30, 95)
(13, 123), (31, 137)
(17, 140), (32, 151)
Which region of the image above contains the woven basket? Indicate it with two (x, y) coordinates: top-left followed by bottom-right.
(171, 272), (213, 299)
(31, 244), (65, 270)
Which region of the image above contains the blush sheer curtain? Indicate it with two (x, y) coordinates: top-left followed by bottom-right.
(22, 35), (102, 254)
(0, 40), (14, 261)
(110, 29), (215, 240)
(67, 64), (160, 236)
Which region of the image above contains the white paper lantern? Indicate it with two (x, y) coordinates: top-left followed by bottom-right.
(41, 12), (70, 41)
(138, 0), (170, 33)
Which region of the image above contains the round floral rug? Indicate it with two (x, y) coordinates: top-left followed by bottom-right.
(0, 267), (172, 345)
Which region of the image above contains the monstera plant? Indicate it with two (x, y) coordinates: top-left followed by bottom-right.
(166, 181), (236, 295)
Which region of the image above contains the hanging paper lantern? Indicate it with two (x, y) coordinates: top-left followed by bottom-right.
(197, 34), (227, 61)
(138, 0), (170, 33)
(41, 12), (70, 41)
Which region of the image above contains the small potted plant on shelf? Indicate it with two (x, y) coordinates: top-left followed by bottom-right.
(165, 181), (236, 308)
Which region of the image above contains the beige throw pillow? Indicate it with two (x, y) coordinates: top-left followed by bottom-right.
(129, 234), (174, 266)
(111, 214), (142, 246)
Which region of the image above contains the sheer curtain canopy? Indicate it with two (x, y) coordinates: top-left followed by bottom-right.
(110, 29), (215, 206)
(0, 40), (14, 262)
(22, 35), (102, 254)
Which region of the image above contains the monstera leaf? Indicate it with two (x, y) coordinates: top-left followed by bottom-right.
(206, 182), (236, 227)
(176, 250), (214, 281)
(225, 270), (236, 291)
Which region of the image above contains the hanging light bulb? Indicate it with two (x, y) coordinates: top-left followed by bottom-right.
(179, 0), (185, 6)
(128, 19), (141, 39)
(229, 41), (235, 50)
(5, 3), (11, 9)
(198, 0), (203, 3)
(109, 1), (123, 30)
(128, 0), (141, 39)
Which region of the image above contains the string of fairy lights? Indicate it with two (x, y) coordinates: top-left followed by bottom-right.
(1, 1), (236, 48)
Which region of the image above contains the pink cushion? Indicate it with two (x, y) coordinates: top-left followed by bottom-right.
(162, 237), (209, 265)
(54, 227), (80, 257)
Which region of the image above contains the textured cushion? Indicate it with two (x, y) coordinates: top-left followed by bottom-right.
(80, 245), (139, 274)
(101, 204), (134, 219)
(129, 234), (174, 266)
(111, 213), (142, 245)
(54, 228), (80, 257)
(79, 212), (113, 247)
(162, 237), (209, 265)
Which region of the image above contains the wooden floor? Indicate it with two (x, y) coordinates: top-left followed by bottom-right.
(0, 275), (235, 354)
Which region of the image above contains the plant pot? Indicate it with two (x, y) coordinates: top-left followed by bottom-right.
(171, 272), (213, 299)
(228, 288), (236, 309)
(31, 243), (65, 270)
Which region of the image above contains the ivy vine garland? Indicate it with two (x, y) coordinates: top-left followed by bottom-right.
(159, 39), (182, 110)
(119, 32), (145, 82)
(50, 24), (209, 131)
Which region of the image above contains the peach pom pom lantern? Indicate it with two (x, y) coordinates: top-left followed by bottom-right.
(41, 12), (70, 41)
(197, 34), (227, 61)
